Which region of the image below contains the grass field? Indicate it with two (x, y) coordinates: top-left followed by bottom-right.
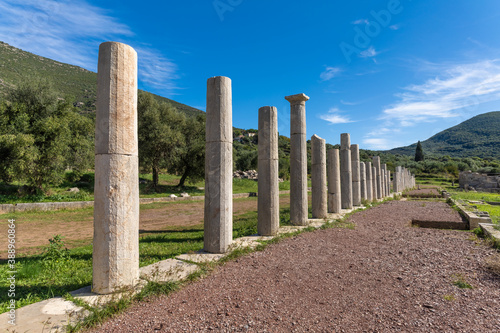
(447, 189), (500, 226)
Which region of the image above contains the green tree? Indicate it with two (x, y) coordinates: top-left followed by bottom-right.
(0, 81), (94, 191)
(414, 141), (424, 162)
(168, 115), (206, 187)
(137, 92), (185, 190)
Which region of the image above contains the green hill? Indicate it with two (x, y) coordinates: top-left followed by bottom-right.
(389, 111), (500, 159)
(0, 41), (203, 117)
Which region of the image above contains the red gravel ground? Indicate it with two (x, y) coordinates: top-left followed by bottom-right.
(89, 201), (500, 332)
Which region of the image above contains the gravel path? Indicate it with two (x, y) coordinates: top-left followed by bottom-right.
(90, 201), (500, 332)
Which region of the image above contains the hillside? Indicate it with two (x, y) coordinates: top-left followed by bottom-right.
(0, 41), (203, 117)
(389, 111), (500, 159)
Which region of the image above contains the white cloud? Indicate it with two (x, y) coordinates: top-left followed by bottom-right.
(352, 19), (369, 25)
(389, 24), (400, 30)
(340, 99), (360, 106)
(319, 107), (354, 124)
(320, 66), (341, 81)
(362, 138), (391, 150)
(0, 0), (179, 92)
(360, 46), (378, 58)
(382, 60), (500, 126)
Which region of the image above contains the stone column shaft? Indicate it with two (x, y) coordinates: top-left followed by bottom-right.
(205, 76), (233, 253)
(372, 166), (377, 200)
(366, 161), (373, 202)
(93, 42), (139, 295)
(311, 135), (327, 218)
(360, 162), (367, 201)
(340, 133), (353, 209)
(351, 144), (361, 206)
(286, 93), (310, 226)
(258, 106), (279, 236)
(373, 156), (382, 199)
(327, 149), (341, 214)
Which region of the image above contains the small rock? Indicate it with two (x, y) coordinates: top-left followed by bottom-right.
(67, 187), (80, 193)
(180, 192), (190, 198)
(169, 194), (177, 198)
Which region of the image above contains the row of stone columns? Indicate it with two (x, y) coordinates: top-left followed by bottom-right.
(91, 41), (416, 295)
(393, 166), (416, 192)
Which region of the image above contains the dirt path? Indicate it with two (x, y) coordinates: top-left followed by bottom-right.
(90, 200), (500, 332)
(0, 196), (290, 259)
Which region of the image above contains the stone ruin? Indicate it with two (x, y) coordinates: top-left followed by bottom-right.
(92, 41), (417, 294)
(233, 170), (258, 180)
(459, 171), (500, 193)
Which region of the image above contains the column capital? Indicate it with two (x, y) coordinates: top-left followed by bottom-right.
(285, 93), (310, 104)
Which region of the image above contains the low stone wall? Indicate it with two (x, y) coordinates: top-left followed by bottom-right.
(0, 191), (292, 214)
(459, 171), (500, 193)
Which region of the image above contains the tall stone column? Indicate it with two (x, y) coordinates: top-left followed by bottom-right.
(373, 156), (381, 199)
(205, 76), (233, 253)
(387, 170), (392, 195)
(327, 148), (341, 214)
(366, 161), (373, 202)
(372, 166), (377, 200)
(93, 42), (139, 294)
(394, 166), (400, 193)
(286, 93), (310, 226)
(360, 162), (367, 202)
(311, 135), (327, 218)
(340, 133), (353, 209)
(351, 144), (361, 206)
(381, 164), (387, 197)
(258, 106), (279, 236)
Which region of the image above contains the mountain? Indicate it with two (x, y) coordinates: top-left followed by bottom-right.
(0, 41), (203, 117)
(388, 111), (500, 159)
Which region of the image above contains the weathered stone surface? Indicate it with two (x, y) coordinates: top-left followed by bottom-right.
(373, 156), (381, 199)
(93, 42), (139, 295)
(206, 76), (233, 143)
(93, 154), (139, 294)
(351, 144), (361, 206)
(327, 148), (341, 213)
(258, 106), (279, 236)
(360, 162), (367, 201)
(95, 42), (138, 156)
(311, 134), (327, 219)
(205, 77), (233, 253)
(366, 161), (373, 202)
(340, 133), (352, 209)
(459, 171), (500, 193)
(372, 166), (377, 200)
(381, 164), (387, 197)
(286, 93), (309, 226)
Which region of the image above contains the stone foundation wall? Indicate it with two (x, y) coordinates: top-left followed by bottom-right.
(459, 171), (500, 193)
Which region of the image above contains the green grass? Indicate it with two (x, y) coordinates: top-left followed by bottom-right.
(448, 189), (500, 227)
(0, 198), (292, 314)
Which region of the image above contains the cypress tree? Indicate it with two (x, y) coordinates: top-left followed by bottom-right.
(415, 141), (424, 162)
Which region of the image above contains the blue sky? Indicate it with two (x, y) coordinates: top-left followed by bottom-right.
(1, 0), (500, 150)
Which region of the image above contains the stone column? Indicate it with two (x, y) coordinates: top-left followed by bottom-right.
(311, 135), (327, 218)
(387, 170), (391, 195)
(394, 166), (400, 193)
(258, 106), (279, 236)
(205, 76), (233, 253)
(286, 93), (310, 226)
(351, 144), (361, 206)
(340, 133), (352, 209)
(381, 164), (387, 197)
(327, 148), (341, 214)
(360, 162), (367, 202)
(366, 161), (373, 202)
(372, 166), (377, 200)
(93, 42), (139, 294)
(373, 156), (381, 199)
